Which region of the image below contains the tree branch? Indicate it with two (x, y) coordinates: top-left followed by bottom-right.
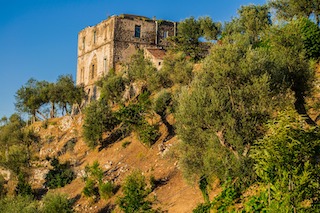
(216, 130), (240, 160)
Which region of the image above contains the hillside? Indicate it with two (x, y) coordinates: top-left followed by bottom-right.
(24, 114), (205, 212)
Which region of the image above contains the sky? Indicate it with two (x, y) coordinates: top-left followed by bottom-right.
(0, 0), (266, 118)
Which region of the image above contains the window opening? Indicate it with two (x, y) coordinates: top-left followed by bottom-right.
(135, 25), (141, 38)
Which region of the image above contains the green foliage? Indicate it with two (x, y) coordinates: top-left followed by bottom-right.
(82, 161), (115, 200)
(55, 75), (85, 115)
(251, 111), (320, 211)
(170, 16), (220, 61)
(84, 161), (103, 184)
(115, 103), (145, 127)
(44, 158), (75, 189)
(176, 34), (274, 183)
(153, 90), (172, 117)
(82, 178), (98, 198)
(160, 51), (193, 86)
(96, 69), (127, 104)
(0, 195), (38, 213)
(210, 179), (239, 213)
(192, 203), (211, 213)
(294, 17), (320, 60)
(126, 50), (161, 92)
(198, 16), (222, 40)
(15, 75), (85, 120)
(238, 4), (271, 43)
(136, 122), (160, 147)
(117, 170), (154, 213)
(83, 100), (118, 148)
(269, 0), (320, 25)
(15, 173), (33, 197)
(15, 78), (48, 120)
(242, 191), (268, 213)
(41, 193), (74, 213)
(98, 181), (115, 200)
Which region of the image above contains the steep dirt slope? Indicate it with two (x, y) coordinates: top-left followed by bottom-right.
(29, 114), (204, 212)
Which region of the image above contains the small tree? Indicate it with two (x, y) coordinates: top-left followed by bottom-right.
(117, 170), (154, 212)
(44, 158), (75, 189)
(41, 193), (74, 213)
(82, 100), (118, 148)
(15, 172), (33, 197)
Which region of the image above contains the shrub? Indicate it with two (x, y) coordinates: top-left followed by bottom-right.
(82, 179), (98, 199)
(41, 193), (74, 213)
(44, 158), (75, 189)
(15, 173), (33, 197)
(98, 181), (115, 200)
(137, 122), (160, 147)
(153, 91), (172, 117)
(83, 100), (119, 148)
(96, 70), (127, 104)
(82, 161), (115, 201)
(0, 195), (38, 213)
(193, 203), (211, 213)
(117, 170), (153, 212)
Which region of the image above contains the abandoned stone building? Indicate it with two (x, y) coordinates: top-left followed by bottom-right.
(76, 14), (177, 99)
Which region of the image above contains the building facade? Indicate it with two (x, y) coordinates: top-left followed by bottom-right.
(76, 14), (176, 99)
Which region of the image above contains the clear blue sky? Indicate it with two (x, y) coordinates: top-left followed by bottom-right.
(0, 0), (266, 118)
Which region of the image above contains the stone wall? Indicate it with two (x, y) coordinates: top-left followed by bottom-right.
(76, 14), (177, 101)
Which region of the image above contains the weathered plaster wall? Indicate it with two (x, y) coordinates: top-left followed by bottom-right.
(77, 17), (116, 85)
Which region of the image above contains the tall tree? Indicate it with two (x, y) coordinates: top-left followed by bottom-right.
(223, 4), (271, 44)
(269, 0), (320, 25)
(170, 16), (221, 61)
(176, 34), (276, 184)
(15, 78), (48, 122)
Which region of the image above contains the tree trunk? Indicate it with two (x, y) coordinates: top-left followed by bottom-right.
(216, 130), (240, 160)
(50, 101), (55, 118)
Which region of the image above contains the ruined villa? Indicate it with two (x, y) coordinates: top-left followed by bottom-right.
(76, 14), (177, 99)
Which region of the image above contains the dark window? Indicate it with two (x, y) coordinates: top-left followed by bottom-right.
(91, 64), (95, 79)
(135, 25), (141, 38)
(93, 31), (96, 43)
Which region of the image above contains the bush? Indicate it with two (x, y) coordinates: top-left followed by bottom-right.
(153, 91), (172, 117)
(97, 70), (127, 104)
(137, 122), (160, 147)
(117, 170), (153, 212)
(82, 179), (98, 199)
(82, 161), (115, 201)
(83, 100), (119, 148)
(160, 51), (194, 86)
(98, 181), (115, 200)
(41, 193), (73, 213)
(44, 158), (75, 189)
(15, 173), (33, 197)
(0, 195), (38, 213)
(193, 203), (211, 213)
